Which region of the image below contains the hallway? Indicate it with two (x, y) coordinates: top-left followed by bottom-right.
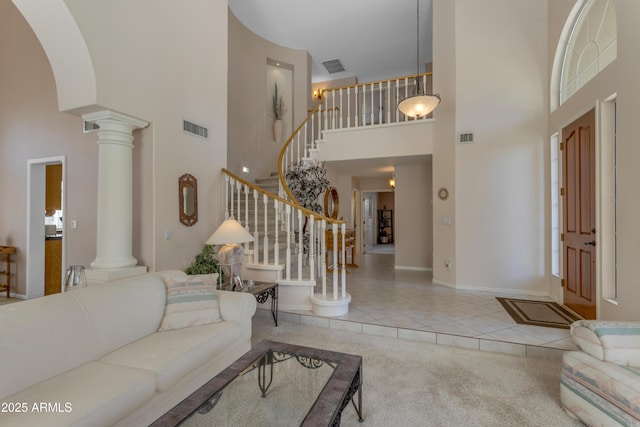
(269, 253), (578, 359)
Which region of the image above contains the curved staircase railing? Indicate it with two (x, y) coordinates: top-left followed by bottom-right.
(221, 168), (350, 315)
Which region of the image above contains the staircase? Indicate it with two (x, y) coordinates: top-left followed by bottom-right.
(221, 73), (433, 316)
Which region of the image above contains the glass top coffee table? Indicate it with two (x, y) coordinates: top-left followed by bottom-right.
(151, 340), (363, 426)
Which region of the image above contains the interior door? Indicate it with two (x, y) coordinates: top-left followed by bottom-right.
(563, 109), (596, 319)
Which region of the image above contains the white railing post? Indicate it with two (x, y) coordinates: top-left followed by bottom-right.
(253, 189), (259, 264)
(321, 219), (327, 297)
(229, 177), (235, 219)
(224, 174), (230, 219)
(285, 204), (291, 280)
(341, 222), (347, 298)
(262, 193), (269, 264)
(297, 210), (303, 280)
(332, 222), (338, 300)
(309, 215), (315, 281)
(274, 200), (279, 265)
(236, 180), (241, 219)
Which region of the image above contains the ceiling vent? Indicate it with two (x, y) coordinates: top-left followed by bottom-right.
(83, 120), (100, 133)
(458, 132), (475, 144)
(183, 120), (208, 140)
(322, 59), (345, 74)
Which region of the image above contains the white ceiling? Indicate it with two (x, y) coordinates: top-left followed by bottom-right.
(228, 0), (434, 84)
(228, 0), (434, 180)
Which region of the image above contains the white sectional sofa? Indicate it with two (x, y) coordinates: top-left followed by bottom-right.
(0, 270), (257, 427)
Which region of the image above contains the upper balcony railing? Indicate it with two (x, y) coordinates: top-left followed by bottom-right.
(278, 72), (432, 204)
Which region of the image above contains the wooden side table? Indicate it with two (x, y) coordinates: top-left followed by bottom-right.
(223, 281), (278, 326)
(0, 246), (16, 298)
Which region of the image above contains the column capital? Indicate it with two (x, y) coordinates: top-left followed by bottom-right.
(82, 109), (149, 131)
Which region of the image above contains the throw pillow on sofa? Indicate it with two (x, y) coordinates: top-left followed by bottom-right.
(159, 274), (221, 331)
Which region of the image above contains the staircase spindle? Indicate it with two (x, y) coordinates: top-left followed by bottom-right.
(262, 193), (269, 264)
(308, 215), (315, 281)
(354, 85), (359, 127)
(224, 174), (230, 219)
(332, 223), (338, 299)
(273, 200), (279, 265)
(297, 210), (303, 280)
(370, 82), (374, 125)
(321, 219), (327, 296)
(253, 189), (259, 264)
(341, 222), (347, 297)
(285, 205), (291, 280)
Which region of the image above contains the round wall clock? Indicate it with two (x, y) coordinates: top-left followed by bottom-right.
(437, 187), (449, 201)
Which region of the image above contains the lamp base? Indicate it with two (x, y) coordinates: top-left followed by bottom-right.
(217, 243), (244, 288)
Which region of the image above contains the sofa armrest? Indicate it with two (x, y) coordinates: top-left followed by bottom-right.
(571, 320), (640, 368)
(217, 290), (257, 324)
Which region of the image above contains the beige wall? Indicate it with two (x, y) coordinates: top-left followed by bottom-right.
(548, 0), (640, 320)
(0, 1), (98, 295)
(227, 12), (311, 182)
(433, 0), (549, 294)
(395, 162), (433, 270)
(4, 0), (230, 295)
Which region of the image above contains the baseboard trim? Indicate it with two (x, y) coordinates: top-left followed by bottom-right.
(432, 279), (550, 297)
(394, 265), (432, 272)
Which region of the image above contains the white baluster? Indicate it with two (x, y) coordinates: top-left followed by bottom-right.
(311, 113), (315, 154)
(404, 77), (409, 122)
(303, 122), (308, 156)
(354, 86), (359, 127)
(379, 81), (383, 124)
(229, 178), (235, 219)
(309, 215), (315, 281)
(263, 193), (269, 264)
(347, 88), (351, 129)
(332, 222), (338, 300)
(341, 222), (347, 297)
(224, 174), (230, 219)
(236, 180), (241, 220)
(297, 210), (303, 280)
(253, 189), (259, 264)
(244, 184), (250, 255)
(274, 200), (279, 265)
(387, 80), (391, 124)
(339, 88), (343, 129)
(321, 219), (327, 297)
(369, 82), (374, 125)
(395, 78), (400, 123)
(285, 205), (291, 280)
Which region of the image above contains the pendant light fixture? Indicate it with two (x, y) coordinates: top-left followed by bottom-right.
(397, 0), (441, 118)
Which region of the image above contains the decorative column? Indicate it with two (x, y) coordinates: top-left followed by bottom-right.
(82, 110), (149, 283)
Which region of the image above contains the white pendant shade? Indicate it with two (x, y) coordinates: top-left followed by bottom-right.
(206, 218), (254, 245)
(397, 93), (441, 118)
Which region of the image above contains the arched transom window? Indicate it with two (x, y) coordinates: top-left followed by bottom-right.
(560, 0), (616, 104)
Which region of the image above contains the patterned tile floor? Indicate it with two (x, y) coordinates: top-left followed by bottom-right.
(271, 251), (578, 359)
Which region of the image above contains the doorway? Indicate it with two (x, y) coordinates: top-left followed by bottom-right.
(362, 191), (395, 254)
(26, 156), (66, 299)
(562, 109), (596, 319)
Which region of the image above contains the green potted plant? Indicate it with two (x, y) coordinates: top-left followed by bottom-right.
(185, 244), (223, 282)
(271, 82), (287, 142)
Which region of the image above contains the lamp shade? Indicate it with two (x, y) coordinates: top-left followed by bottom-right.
(206, 218), (254, 245)
(397, 93), (441, 118)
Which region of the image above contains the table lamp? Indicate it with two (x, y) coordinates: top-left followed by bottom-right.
(206, 217), (254, 289)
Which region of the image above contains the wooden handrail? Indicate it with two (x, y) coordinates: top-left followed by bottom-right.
(222, 168), (345, 226)
(276, 104), (322, 208)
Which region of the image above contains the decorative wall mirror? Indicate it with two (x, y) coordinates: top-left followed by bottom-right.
(179, 173), (198, 226)
(324, 187), (339, 219)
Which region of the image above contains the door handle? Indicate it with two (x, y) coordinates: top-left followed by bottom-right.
(584, 241), (596, 246)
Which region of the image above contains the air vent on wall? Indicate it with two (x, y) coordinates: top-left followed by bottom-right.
(83, 120), (100, 133)
(458, 132), (474, 144)
(183, 120), (209, 140)
(322, 59), (345, 74)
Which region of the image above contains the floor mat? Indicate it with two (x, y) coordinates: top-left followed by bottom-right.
(496, 297), (582, 329)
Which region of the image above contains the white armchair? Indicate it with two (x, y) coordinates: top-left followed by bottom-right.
(561, 320), (640, 426)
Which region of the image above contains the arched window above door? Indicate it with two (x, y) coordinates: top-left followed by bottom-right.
(558, 0), (617, 105)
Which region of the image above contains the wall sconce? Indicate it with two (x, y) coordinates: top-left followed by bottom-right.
(313, 89), (323, 101)
(389, 178), (396, 189)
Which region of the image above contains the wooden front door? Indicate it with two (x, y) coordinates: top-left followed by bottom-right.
(563, 109), (596, 319)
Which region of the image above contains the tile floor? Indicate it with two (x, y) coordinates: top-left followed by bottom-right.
(260, 251), (578, 360)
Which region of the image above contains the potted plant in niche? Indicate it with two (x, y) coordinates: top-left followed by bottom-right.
(271, 82), (287, 142)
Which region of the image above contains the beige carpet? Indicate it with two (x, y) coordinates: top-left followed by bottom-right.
(496, 297), (581, 329)
(252, 319), (581, 427)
